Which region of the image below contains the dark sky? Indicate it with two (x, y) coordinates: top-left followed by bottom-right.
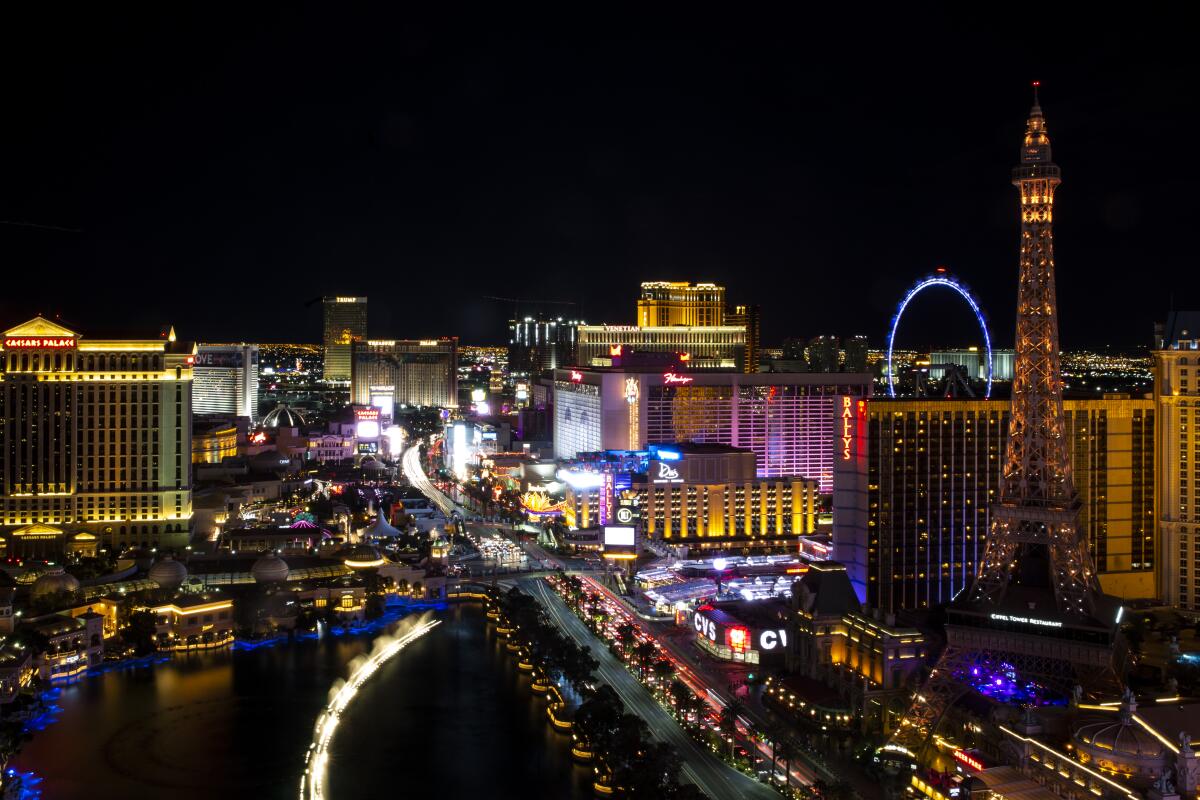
(2, 8), (1196, 349)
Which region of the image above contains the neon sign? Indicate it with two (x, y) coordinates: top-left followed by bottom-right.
(663, 373), (693, 385)
(4, 337), (76, 349)
(354, 407), (380, 420)
(988, 613), (1063, 628)
(653, 462), (682, 483)
(610, 345), (622, 356)
(953, 750), (983, 772)
(841, 396), (854, 460)
(727, 626), (749, 652)
(570, 370), (583, 382)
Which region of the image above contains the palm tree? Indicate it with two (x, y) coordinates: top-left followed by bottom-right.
(633, 641), (656, 677)
(651, 659), (675, 693)
(668, 678), (692, 714)
(774, 740), (796, 790)
(719, 698), (745, 761)
(616, 622), (636, 659)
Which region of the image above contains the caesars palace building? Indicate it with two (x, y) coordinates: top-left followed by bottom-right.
(0, 317), (194, 558)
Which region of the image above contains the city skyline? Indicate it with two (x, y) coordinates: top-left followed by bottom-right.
(2, 11), (1197, 349)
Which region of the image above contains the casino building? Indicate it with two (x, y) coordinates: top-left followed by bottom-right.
(576, 325), (747, 371)
(351, 338), (459, 410)
(0, 317), (194, 556)
(865, 395), (1155, 614)
(1153, 311), (1200, 609)
(192, 343), (259, 420)
(561, 443), (820, 553)
(551, 366), (871, 492)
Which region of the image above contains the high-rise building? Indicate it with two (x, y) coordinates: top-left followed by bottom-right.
(843, 336), (870, 373)
(865, 396), (1155, 614)
(577, 325), (746, 371)
(193, 344), (259, 420)
(0, 317), (194, 557)
(1153, 310), (1200, 609)
(726, 304), (762, 373)
(322, 296), (368, 382)
(638, 281), (725, 327)
(552, 366), (871, 491)
(806, 336), (841, 372)
(929, 348), (1017, 382)
(351, 338), (458, 411)
(508, 316), (582, 376)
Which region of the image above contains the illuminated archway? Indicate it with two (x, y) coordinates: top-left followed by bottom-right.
(887, 270), (992, 398)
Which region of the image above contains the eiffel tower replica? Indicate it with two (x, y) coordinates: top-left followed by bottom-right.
(883, 85), (1126, 764)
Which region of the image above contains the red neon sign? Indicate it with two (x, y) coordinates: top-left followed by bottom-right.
(355, 407), (380, 420)
(570, 370), (583, 382)
(4, 337), (76, 349)
(726, 626), (750, 652)
(954, 750), (983, 772)
(841, 396), (855, 460)
(663, 373), (693, 385)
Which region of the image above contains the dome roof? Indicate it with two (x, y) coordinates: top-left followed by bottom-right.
(340, 544), (385, 567)
(148, 556), (188, 590)
(263, 403), (307, 428)
(251, 553), (290, 583)
(1075, 694), (1165, 759)
(31, 565), (81, 599)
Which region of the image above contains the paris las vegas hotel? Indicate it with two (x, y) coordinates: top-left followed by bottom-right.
(0, 317), (194, 558)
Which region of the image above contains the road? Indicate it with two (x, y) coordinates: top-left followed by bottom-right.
(519, 576), (778, 800)
(580, 576), (828, 789)
(401, 444), (464, 518)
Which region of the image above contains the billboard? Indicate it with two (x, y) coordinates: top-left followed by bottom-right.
(603, 526), (635, 547)
(194, 351), (245, 367)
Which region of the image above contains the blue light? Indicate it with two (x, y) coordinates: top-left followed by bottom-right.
(887, 273), (993, 399)
(656, 450), (681, 461)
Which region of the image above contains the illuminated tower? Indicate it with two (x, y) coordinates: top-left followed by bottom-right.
(884, 87), (1123, 760)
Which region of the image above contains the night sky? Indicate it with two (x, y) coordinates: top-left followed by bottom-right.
(2, 9), (1196, 350)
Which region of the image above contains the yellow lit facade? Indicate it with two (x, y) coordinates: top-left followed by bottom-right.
(1, 317), (194, 555)
(637, 281), (725, 327)
(149, 598), (234, 651)
(1153, 317), (1200, 609)
(192, 425), (237, 464)
(565, 477), (818, 552)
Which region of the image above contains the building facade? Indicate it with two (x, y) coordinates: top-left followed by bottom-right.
(638, 281), (725, 327)
(351, 338), (458, 410)
(1153, 311), (1200, 609)
(322, 296), (368, 382)
(866, 396), (1155, 614)
(577, 325), (746, 371)
(1, 317), (194, 555)
(193, 344), (259, 420)
(508, 316), (582, 376)
(726, 304), (762, 373)
(561, 444), (819, 552)
(552, 367), (872, 492)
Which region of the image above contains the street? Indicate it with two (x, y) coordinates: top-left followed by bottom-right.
(519, 576), (779, 800)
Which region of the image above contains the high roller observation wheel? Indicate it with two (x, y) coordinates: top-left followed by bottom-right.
(886, 270), (993, 399)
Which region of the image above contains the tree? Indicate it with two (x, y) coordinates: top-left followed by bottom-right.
(122, 610), (159, 655)
(616, 623), (637, 659)
(668, 679), (693, 715)
(651, 659), (676, 692)
(719, 698), (746, 761)
(633, 641), (657, 678)
(775, 740), (796, 789)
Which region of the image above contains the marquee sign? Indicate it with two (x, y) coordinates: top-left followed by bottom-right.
(4, 337), (75, 349)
